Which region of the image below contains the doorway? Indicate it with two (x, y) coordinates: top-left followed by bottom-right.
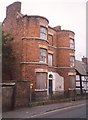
(49, 74), (53, 95)
(49, 79), (52, 95)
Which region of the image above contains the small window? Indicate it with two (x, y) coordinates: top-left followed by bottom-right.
(48, 54), (53, 66)
(70, 38), (74, 49)
(40, 26), (47, 40)
(76, 75), (80, 80)
(70, 56), (75, 67)
(40, 48), (47, 63)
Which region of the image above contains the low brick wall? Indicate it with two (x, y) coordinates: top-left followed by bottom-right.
(35, 90), (47, 101)
(2, 80), (30, 112)
(14, 80), (30, 108)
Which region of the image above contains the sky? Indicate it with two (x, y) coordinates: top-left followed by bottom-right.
(0, 0), (86, 60)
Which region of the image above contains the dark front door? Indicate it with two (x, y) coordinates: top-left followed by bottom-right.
(49, 79), (52, 95)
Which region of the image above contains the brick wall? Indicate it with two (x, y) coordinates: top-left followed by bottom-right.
(14, 80), (30, 107)
(56, 30), (75, 90)
(2, 2), (76, 96)
(2, 81), (30, 111)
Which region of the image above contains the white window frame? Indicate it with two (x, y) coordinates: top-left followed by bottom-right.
(40, 26), (47, 40)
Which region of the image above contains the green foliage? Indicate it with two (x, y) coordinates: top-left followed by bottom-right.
(2, 31), (14, 80)
(2, 31), (13, 60)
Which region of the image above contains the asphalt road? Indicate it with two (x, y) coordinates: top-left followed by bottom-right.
(31, 103), (86, 118)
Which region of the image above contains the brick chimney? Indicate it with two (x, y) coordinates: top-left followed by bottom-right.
(6, 1), (21, 19)
(53, 26), (61, 31)
(82, 56), (88, 64)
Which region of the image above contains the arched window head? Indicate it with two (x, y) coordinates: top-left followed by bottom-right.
(49, 74), (53, 78)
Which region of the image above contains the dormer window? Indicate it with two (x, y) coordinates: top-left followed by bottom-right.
(40, 26), (47, 40)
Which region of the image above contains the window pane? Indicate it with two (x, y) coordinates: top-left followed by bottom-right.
(40, 48), (47, 63)
(48, 54), (53, 66)
(76, 75), (80, 80)
(70, 39), (74, 43)
(40, 26), (47, 40)
(70, 38), (74, 49)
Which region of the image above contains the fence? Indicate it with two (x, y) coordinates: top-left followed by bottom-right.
(49, 89), (87, 102)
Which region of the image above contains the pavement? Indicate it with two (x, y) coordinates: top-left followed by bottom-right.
(2, 100), (86, 118)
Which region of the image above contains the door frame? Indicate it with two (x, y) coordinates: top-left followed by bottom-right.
(48, 74), (53, 95)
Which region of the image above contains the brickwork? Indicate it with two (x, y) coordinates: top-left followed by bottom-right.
(15, 80), (30, 107)
(34, 90), (47, 101)
(2, 81), (30, 111)
(2, 2), (76, 100)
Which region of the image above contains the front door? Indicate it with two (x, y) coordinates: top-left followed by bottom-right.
(49, 79), (52, 95)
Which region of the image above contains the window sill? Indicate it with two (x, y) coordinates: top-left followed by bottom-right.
(35, 89), (48, 92)
(48, 65), (53, 67)
(39, 61), (47, 65)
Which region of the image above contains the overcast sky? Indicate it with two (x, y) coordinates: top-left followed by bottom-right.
(0, 0), (86, 60)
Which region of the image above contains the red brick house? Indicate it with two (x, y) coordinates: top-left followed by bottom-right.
(2, 2), (76, 98)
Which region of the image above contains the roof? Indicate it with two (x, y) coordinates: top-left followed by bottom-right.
(75, 60), (86, 75)
(23, 15), (49, 23)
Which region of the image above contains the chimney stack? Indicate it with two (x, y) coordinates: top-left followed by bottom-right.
(53, 26), (61, 31)
(6, 1), (21, 18)
(82, 56), (88, 64)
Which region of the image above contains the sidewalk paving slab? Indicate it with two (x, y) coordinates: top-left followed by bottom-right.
(2, 100), (86, 118)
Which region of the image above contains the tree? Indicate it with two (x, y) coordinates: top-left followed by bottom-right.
(2, 31), (14, 81)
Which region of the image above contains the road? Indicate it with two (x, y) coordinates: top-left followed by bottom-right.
(2, 100), (87, 119)
(31, 103), (86, 118)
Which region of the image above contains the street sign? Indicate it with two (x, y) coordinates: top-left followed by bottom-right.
(30, 83), (33, 86)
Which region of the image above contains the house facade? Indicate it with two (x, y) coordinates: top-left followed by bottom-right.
(2, 2), (76, 98)
(76, 57), (88, 94)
